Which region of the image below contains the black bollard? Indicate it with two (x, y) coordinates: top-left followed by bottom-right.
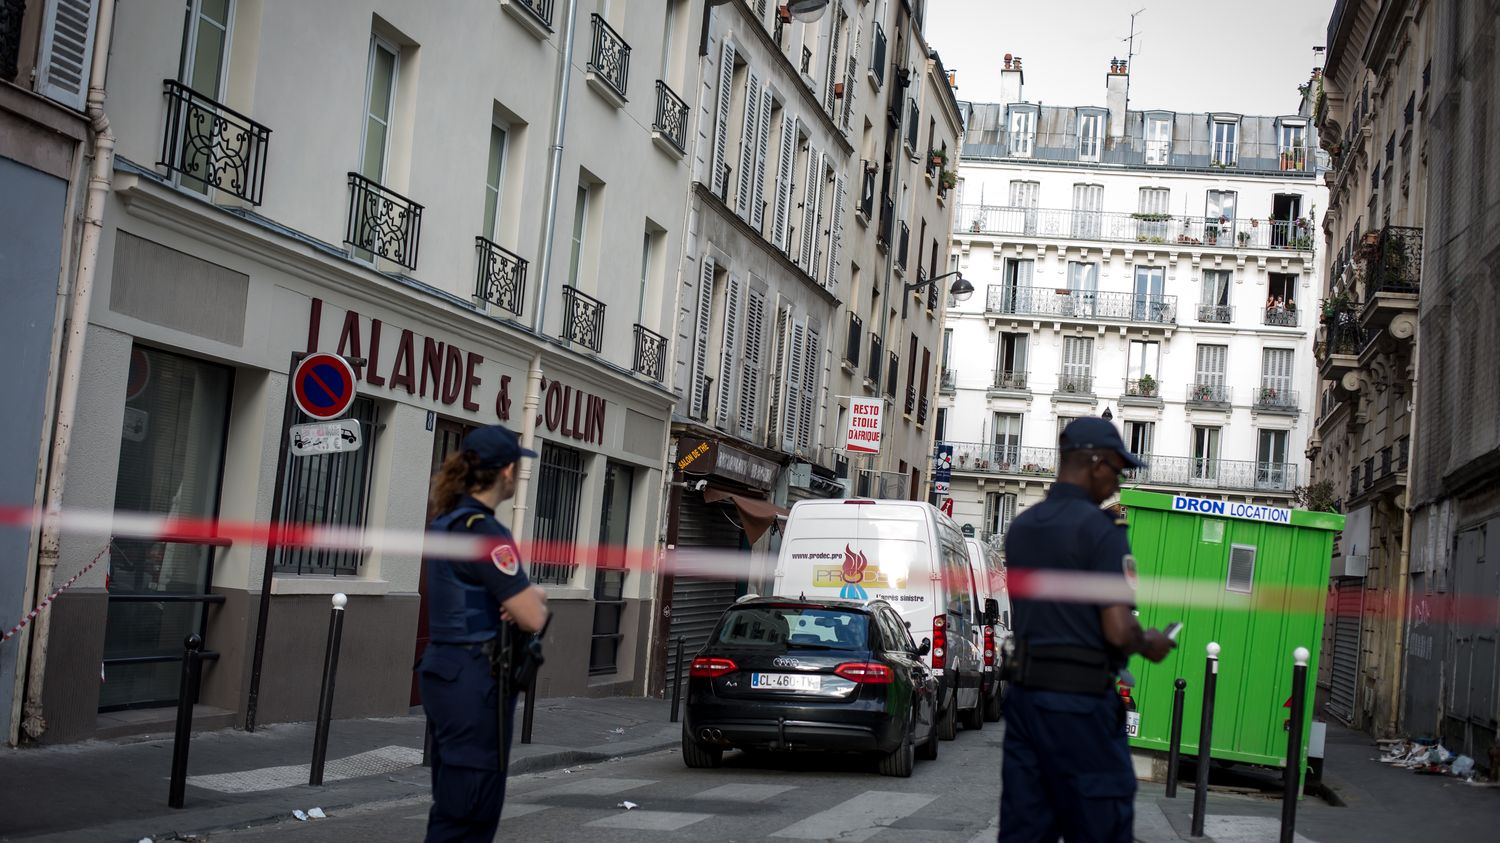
(1190, 642), (1220, 838)
(1166, 677), (1187, 798)
(521, 671), (538, 744)
(309, 593), (348, 786)
(669, 635), (686, 723)
(1280, 647), (1310, 843)
(168, 634), (205, 808)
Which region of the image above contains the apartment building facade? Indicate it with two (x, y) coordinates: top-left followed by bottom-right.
(1310, 0), (1433, 736)
(938, 57), (1325, 546)
(660, 0), (961, 676)
(9, 0), (704, 745)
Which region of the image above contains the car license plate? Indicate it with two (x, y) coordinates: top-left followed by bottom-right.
(1125, 711), (1141, 738)
(751, 672), (820, 691)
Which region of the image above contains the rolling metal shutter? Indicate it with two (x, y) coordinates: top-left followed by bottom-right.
(1326, 579), (1365, 724)
(666, 493), (744, 695)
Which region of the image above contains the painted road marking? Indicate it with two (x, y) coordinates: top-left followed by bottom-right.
(530, 776), (657, 797)
(585, 810), (714, 831)
(771, 791), (938, 841)
(690, 783), (796, 802)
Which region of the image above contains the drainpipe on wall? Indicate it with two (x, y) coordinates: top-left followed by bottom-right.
(511, 0), (580, 543)
(1389, 330), (1419, 736)
(22, 0), (118, 742)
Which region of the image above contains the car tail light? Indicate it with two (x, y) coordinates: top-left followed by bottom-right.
(983, 625), (996, 667)
(932, 615), (946, 670)
(690, 657), (737, 678)
(834, 662), (894, 684)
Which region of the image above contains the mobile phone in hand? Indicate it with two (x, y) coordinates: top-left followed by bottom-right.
(1163, 622), (1183, 642)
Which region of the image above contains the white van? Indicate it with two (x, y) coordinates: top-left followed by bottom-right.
(773, 499), (986, 739)
(965, 537), (1012, 722)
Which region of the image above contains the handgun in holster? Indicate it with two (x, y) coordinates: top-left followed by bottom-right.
(1000, 638), (1115, 694)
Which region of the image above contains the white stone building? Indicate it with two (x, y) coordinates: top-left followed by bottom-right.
(937, 57), (1327, 545)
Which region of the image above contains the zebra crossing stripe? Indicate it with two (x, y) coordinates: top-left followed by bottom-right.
(528, 776), (657, 797)
(770, 791), (938, 841)
(691, 783), (796, 802)
(585, 810), (715, 831)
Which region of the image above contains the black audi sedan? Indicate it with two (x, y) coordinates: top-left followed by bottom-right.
(681, 596), (940, 777)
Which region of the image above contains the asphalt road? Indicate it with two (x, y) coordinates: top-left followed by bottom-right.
(209, 723), (1006, 842)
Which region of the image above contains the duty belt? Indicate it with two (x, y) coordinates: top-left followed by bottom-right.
(1001, 640), (1116, 695)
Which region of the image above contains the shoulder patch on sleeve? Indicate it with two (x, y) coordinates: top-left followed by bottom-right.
(1122, 554), (1139, 591)
(465, 513), (488, 529)
(491, 544), (520, 576)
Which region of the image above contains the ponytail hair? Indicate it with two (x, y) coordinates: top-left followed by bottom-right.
(428, 450), (502, 520)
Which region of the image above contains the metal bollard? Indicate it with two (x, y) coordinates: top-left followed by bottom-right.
(1280, 647), (1310, 843)
(520, 671), (538, 744)
(168, 634), (205, 809)
(309, 593), (348, 786)
(1166, 677), (1187, 798)
(1190, 642), (1220, 838)
(669, 635), (686, 723)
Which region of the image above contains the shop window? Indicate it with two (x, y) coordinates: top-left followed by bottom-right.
(274, 396), (381, 575)
(531, 442), (585, 585)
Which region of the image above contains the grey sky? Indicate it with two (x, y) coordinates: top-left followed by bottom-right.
(926, 0), (1332, 117)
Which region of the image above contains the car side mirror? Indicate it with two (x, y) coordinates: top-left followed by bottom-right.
(984, 598), (1000, 626)
(915, 638), (931, 657)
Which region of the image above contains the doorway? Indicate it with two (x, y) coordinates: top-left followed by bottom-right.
(1271, 194), (1303, 248)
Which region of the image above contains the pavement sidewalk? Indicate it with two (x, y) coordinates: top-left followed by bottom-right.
(1135, 721), (1500, 842)
(0, 696), (677, 843)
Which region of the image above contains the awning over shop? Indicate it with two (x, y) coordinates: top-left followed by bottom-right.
(703, 488), (790, 544)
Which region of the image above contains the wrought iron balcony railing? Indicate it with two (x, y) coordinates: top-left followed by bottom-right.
(992, 370), (1028, 391)
(897, 222), (910, 271)
(509, 0), (554, 28)
(1198, 303), (1233, 324)
(562, 285), (606, 352)
(878, 196), (894, 247)
(1123, 377), (1162, 400)
(957, 204), (1314, 252)
(905, 384), (916, 415)
(885, 351), (899, 398)
(917, 396), (930, 425)
(1187, 382), (1232, 406)
(632, 324), (667, 382)
(1057, 372), (1094, 396)
(986, 285), (1177, 325)
(940, 368), (956, 393)
(587, 14), (631, 100)
(159, 80), (271, 205)
(1263, 305), (1300, 327)
(1364, 226), (1423, 298)
(1254, 386), (1299, 413)
(941, 442), (1299, 493)
(474, 237), (528, 317)
(844, 311), (863, 366)
(870, 23), (886, 88)
(926, 272), (939, 311)
(867, 334), (883, 386)
(946, 443), (1059, 476)
(858, 164), (876, 219)
(652, 80), (689, 153)
(346, 173), (424, 270)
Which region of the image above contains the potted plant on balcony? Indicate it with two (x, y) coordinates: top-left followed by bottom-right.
(1259, 386), (1280, 404)
(929, 147), (949, 170)
(940, 170), (958, 191)
(1237, 230), (1251, 246)
(1193, 383), (1216, 402)
(1136, 374), (1157, 397)
(1204, 215), (1229, 245)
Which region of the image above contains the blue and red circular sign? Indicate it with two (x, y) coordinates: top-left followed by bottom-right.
(292, 353), (358, 421)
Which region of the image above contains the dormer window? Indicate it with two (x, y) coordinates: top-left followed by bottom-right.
(1009, 106), (1036, 158)
(1210, 115), (1240, 167)
(1145, 114), (1172, 164)
(1277, 119), (1308, 172)
(1077, 110), (1105, 162)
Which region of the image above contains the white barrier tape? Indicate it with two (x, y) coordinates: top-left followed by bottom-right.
(2, 544), (109, 644)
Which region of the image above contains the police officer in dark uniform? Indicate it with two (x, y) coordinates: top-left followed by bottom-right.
(999, 417), (1175, 842)
(419, 424), (549, 843)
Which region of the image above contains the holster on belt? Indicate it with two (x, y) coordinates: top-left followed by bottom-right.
(1001, 639), (1116, 694)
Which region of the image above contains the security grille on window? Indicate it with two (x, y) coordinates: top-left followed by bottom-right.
(531, 442), (586, 585)
(274, 397), (380, 575)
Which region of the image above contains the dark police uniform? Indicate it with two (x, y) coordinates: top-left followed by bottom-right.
(999, 418), (1144, 843)
(419, 493), (531, 843)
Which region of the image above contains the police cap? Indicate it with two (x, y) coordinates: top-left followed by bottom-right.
(1059, 417), (1147, 468)
(461, 424), (538, 468)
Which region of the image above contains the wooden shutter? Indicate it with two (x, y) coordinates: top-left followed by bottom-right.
(767, 305), (790, 449)
(690, 257), (717, 417)
(823, 7), (843, 114)
(1262, 348), (1293, 392)
(810, 152), (828, 283)
(1063, 336), (1093, 378)
(739, 286), (767, 440)
(826, 173), (847, 287)
(841, 18), (861, 130)
(35, 0), (99, 110)
(798, 323), (820, 452)
(772, 118), (798, 250)
(736, 73), (762, 219)
(715, 274), (744, 429)
(1196, 344), (1227, 386)
(783, 320), (806, 452)
(800, 148), (820, 270)
(750, 89), (773, 231)
(711, 40), (736, 198)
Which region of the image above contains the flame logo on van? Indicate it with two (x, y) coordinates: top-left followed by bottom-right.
(840, 545), (869, 600)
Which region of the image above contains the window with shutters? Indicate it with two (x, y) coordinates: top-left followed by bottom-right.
(1137, 187), (1170, 240)
(710, 39), (737, 199)
(771, 116), (799, 250)
(750, 96), (775, 232)
(715, 274), (745, 431)
(1008, 180), (1040, 235)
(986, 492), (1018, 539)
(1226, 545), (1256, 593)
(993, 413), (1022, 464)
(1060, 337), (1093, 394)
(738, 284), (768, 441)
(1126, 420), (1154, 458)
(799, 146), (822, 274)
(35, 0), (99, 110)
(1071, 184), (1104, 239)
(783, 319), (806, 452)
(1133, 265), (1166, 322)
(735, 70), (762, 219)
(1066, 261), (1099, 316)
(767, 304), (792, 449)
(826, 169), (847, 287)
(1261, 348), (1293, 394)
(798, 324), (821, 453)
(689, 257), (717, 419)
(1195, 344), (1227, 386)
(1200, 269), (1232, 323)
(997, 333), (1027, 389)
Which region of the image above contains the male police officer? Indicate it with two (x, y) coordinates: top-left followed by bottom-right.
(419, 424), (548, 843)
(999, 417), (1175, 843)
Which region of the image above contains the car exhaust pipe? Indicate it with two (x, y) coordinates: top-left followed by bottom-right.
(711, 728), (725, 741)
(700, 728), (715, 742)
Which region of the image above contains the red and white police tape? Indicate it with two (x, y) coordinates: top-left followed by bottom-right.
(2, 544), (109, 643)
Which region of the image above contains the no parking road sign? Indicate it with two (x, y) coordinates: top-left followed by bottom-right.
(292, 353), (358, 421)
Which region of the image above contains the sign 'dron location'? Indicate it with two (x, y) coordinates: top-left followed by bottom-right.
(844, 397), (884, 455)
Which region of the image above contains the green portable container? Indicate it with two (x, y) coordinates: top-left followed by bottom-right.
(1121, 489), (1345, 769)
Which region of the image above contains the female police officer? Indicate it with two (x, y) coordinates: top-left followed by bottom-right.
(419, 424), (548, 843)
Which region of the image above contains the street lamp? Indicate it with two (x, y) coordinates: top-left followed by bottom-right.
(1102, 406), (1114, 421)
(787, 0), (831, 22)
(904, 270), (974, 303)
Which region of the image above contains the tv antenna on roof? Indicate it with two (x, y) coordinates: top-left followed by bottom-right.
(1121, 8), (1145, 114)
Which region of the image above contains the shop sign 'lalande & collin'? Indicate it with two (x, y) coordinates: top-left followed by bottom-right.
(304, 298), (609, 445)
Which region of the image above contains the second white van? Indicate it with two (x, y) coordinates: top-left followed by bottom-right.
(772, 499), (986, 739)
(966, 537), (1012, 722)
